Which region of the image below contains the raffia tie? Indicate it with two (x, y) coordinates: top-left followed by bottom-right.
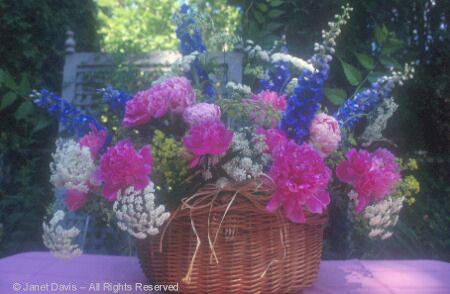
(159, 176), (288, 285)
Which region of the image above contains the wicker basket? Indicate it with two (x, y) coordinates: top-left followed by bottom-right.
(137, 180), (327, 293)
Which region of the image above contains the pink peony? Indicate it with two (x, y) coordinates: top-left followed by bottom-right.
(267, 141), (332, 223)
(155, 76), (196, 114)
(66, 189), (89, 211)
(253, 90), (287, 111)
(183, 121), (233, 167)
(123, 89), (169, 128)
(257, 128), (288, 154)
(80, 125), (107, 159)
(183, 103), (221, 126)
(99, 140), (153, 201)
(309, 113), (341, 157)
(336, 148), (401, 213)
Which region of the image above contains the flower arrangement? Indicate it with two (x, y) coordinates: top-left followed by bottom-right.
(36, 3), (419, 278)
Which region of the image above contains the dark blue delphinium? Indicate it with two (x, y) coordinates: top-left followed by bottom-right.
(32, 89), (104, 137)
(260, 61), (291, 94)
(98, 86), (132, 114)
(175, 4), (215, 101)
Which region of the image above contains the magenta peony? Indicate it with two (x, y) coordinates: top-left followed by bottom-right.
(66, 189), (88, 211)
(156, 76), (196, 114)
(336, 148), (401, 213)
(183, 103), (221, 126)
(123, 89), (169, 128)
(309, 113), (341, 156)
(247, 90), (287, 127)
(80, 125), (107, 159)
(183, 121), (233, 166)
(99, 140), (153, 201)
(257, 127), (288, 154)
(253, 90), (287, 111)
(267, 141), (332, 223)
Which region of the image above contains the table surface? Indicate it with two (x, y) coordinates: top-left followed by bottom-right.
(0, 252), (449, 294)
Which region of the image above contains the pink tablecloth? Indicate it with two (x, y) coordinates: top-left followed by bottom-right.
(0, 252), (449, 293)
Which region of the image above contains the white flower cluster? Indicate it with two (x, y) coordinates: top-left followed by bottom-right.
(171, 51), (200, 74)
(271, 53), (315, 72)
(355, 191), (405, 240)
(312, 4), (353, 66)
(380, 63), (415, 88)
(42, 210), (82, 259)
(223, 129), (269, 182)
(113, 182), (170, 240)
(50, 139), (96, 193)
(226, 81), (252, 96)
(361, 97), (399, 146)
(283, 77), (298, 96)
(244, 40), (271, 62)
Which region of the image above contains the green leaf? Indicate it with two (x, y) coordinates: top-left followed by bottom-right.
(325, 87), (347, 106)
(268, 9), (284, 18)
(252, 10), (265, 24)
(2, 71), (17, 90)
(354, 52), (375, 70)
(266, 22), (284, 31)
(269, 0), (284, 7)
(383, 37), (404, 54)
(15, 101), (33, 120)
(0, 92), (17, 111)
(339, 59), (363, 86)
(256, 3), (268, 12)
(32, 117), (52, 134)
(374, 24), (389, 44)
(18, 75), (31, 97)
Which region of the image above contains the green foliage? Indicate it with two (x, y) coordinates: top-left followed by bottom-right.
(96, 0), (240, 53)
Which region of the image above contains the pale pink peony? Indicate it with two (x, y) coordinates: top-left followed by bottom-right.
(123, 89), (169, 128)
(336, 148), (401, 213)
(256, 128), (288, 154)
(156, 76), (196, 114)
(309, 113), (341, 157)
(66, 189), (88, 211)
(183, 121), (233, 167)
(267, 141), (332, 223)
(99, 140), (153, 201)
(80, 125), (107, 159)
(183, 103), (221, 126)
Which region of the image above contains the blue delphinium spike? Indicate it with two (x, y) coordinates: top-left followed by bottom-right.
(98, 86), (132, 114)
(260, 61), (291, 94)
(32, 89), (105, 137)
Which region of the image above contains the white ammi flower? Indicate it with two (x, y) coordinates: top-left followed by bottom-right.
(50, 139), (95, 193)
(113, 182), (170, 239)
(42, 210), (82, 259)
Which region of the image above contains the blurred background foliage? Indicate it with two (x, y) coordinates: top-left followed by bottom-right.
(0, 0), (448, 260)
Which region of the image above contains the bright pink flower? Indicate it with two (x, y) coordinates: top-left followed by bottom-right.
(253, 90), (287, 111)
(267, 141), (331, 223)
(183, 103), (221, 126)
(309, 113), (341, 156)
(257, 128), (288, 154)
(336, 148), (401, 213)
(66, 189), (88, 211)
(183, 121), (233, 166)
(99, 140), (153, 201)
(123, 89), (169, 128)
(80, 125), (107, 159)
(246, 91), (287, 127)
(155, 76), (196, 114)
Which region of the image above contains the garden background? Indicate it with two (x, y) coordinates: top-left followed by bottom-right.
(0, 0), (448, 261)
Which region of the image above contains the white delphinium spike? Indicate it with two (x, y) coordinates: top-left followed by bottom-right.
(42, 210), (82, 259)
(50, 139), (95, 193)
(113, 182), (170, 239)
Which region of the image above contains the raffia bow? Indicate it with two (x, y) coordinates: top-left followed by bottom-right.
(158, 176), (288, 284)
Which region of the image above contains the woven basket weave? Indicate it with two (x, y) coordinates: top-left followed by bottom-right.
(137, 180), (327, 293)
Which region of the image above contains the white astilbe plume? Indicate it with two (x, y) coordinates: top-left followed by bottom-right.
(42, 210), (82, 259)
(50, 139), (95, 193)
(271, 53), (315, 72)
(113, 182), (170, 239)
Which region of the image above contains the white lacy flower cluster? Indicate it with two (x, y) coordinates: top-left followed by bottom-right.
(50, 139), (96, 193)
(226, 81), (252, 96)
(244, 40), (271, 62)
(349, 190), (405, 240)
(223, 129), (269, 182)
(42, 210), (82, 259)
(271, 53), (315, 72)
(113, 183), (170, 239)
(171, 51), (199, 74)
(313, 4), (353, 64)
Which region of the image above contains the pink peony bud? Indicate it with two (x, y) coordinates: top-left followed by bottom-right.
(309, 113), (341, 157)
